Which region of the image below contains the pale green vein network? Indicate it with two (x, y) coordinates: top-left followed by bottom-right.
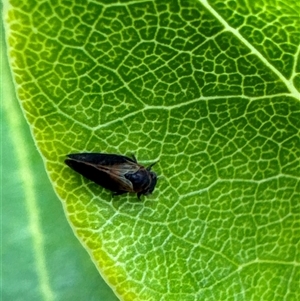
(200, 0), (300, 98)
(2, 46), (54, 301)
(3, 0), (300, 299)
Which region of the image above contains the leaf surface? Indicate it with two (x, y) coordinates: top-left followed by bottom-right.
(1, 24), (118, 300)
(4, 0), (300, 300)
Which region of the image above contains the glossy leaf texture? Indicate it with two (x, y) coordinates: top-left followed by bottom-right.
(4, 0), (300, 300)
(1, 23), (119, 300)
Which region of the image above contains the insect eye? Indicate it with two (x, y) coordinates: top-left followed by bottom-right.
(148, 172), (157, 193)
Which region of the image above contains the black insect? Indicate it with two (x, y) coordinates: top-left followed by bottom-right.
(65, 153), (157, 199)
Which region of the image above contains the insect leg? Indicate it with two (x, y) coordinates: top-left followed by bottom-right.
(130, 154), (137, 162)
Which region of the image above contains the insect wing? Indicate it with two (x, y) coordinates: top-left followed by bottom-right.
(66, 153), (136, 165)
(65, 154), (140, 193)
(94, 161), (140, 192)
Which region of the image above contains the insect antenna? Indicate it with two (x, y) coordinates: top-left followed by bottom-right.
(146, 161), (158, 171)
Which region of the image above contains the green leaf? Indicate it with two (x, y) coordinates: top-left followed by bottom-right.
(4, 0), (300, 300)
(1, 20), (118, 301)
